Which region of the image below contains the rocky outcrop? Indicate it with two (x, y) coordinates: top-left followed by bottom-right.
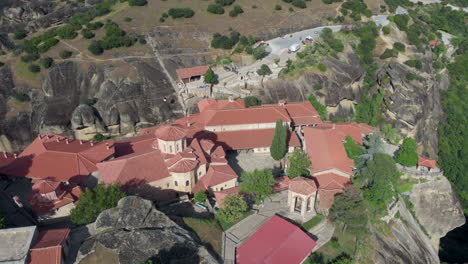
(76, 196), (218, 264)
(370, 199), (440, 264)
(410, 176), (465, 248)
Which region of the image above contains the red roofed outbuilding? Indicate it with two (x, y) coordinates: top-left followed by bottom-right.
(236, 215), (317, 264)
(176, 65), (209, 83)
(28, 228), (70, 264)
(418, 156), (437, 170)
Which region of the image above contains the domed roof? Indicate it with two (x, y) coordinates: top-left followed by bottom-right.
(155, 124), (187, 141)
(289, 177), (317, 195)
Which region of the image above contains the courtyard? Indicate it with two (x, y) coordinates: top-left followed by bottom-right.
(226, 150), (283, 177)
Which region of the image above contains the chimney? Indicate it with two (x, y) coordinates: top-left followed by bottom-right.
(106, 143), (110, 150)
(14, 153), (17, 159)
(79, 140), (83, 145)
(65, 139), (69, 144)
(278, 100), (286, 106)
(228, 96), (234, 102)
(56, 137), (60, 143)
(3, 152), (7, 158)
(90, 141), (94, 146)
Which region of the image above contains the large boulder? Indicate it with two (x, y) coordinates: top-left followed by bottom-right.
(76, 196), (218, 264)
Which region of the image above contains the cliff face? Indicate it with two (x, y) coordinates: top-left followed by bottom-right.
(75, 196), (218, 264)
(0, 60), (182, 152)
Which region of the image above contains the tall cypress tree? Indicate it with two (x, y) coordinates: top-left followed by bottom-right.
(270, 119), (287, 160)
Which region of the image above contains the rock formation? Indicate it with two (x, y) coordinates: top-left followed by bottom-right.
(75, 196), (218, 264)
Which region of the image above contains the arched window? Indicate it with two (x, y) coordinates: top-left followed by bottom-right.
(174, 181), (178, 187)
(185, 180), (189, 186)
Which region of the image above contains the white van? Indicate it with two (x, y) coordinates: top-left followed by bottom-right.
(288, 43), (301, 53)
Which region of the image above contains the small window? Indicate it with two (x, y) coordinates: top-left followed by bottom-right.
(176, 144), (179, 152)
(220, 187), (224, 191)
(166, 183), (169, 188)
(198, 171), (202, 176)
(174, 181), (178, 187)
(186, 180), (189, 186)
(170, 145), (173, 153)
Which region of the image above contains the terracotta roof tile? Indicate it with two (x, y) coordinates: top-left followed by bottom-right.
(197, 98), (246, 112)
(303, 127), (355, 175)
(289, 177), (317, 195)
(418, 156), (437, 169)
(176, 65), (209, 80)
(213, 186), (240, 207)
(28, 228), (70, 264)
(192, 165), (237, 193)
(253, 101), (322, 126)
(168, 159), (199, 173)
(273, 176), (291, 192)
(236, 215), (317, 264)
(203, 107), (291, 127)
(314, 173), (350, 190)
(155, 124), (187, 141)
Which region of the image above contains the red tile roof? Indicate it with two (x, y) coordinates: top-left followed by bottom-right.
(0, 152), (16, 170)
(155, 124), (187, 141)
(213, 186), (240, 207)
(176, 65), (209, 80)
(28, 228), (70, 264)
(203, 107), (291, 127)
(192, 165), (237, 193)
(273, 176), (291, 192)
(418, 156), (437, 169)
(198, 129), (300, 150)
(317, 189), (342, 209)
(289, 177), (317, 195)
(197, 98), (246, 112)
(0, 134), (114, 183)
(32, 179), (61, 194)
(168, 159), (199, 173)
(315, 123), (375, 145)
(97, 149), (171, 188)
(236, 215), (317, 264)
(254, 101), (322, 126)
(114, 134), (155, 157)
(314, 173), (350, 190)
(303, 127), (355, 175)
(29, 183), (82, 215)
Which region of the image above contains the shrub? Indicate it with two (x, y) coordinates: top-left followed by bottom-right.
(13, 92), (30, 102)
(56, 25), (78, 39)
(216, 195), (248, 224)
(215, 0), (235, 6)
(317, 63), (327, 72)
(207, 4), (225, 14)
(289, 7), (294, 11)
(194, 191), (207, 204)
(308, 93), (327, 119)
(252, 4), (257, 8)
(282, 0), (293, 2)
(88, 40), (104, 55)
(124, 17), (132, 22)
(28, 64), (40, 73)
(229, 5), (243, 17)
(257, 64), (272, 76)
(211, 31), (240, 49)
(14, 29), (28, 40)
(292, 0), (307, 8)
(404, 59), (422, 70)
(396, 137), (418, 167)
(40, 57), (54, 68)
(168, 8), (195, 18)
(394, 42), (405, 52)
(252, 46), (267, 60)
(81, 28), (95, 39)
(138, 36), (147, 44)
(159, 17), (165, 22)
(128, 0), (147, 6)
(382, 26), (391, 35)
(392, 14), (409, 31)
(37, 38), (59, 53)
(92, 133), (110, 141)
(287, 149), (311, 178)
(275, 4), (282, 10)
(87, 22), (104, 30)
(379, 48), (396, 59)
(313, 83), (323, 90)
(21, 53), (39, 63)
(244, 96), (261, 107)
(59, 50), (73, 59)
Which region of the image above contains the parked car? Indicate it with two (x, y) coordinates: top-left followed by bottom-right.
(288, 43), (301, 53)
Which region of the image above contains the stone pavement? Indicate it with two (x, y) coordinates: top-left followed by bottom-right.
(310, 219), (336, 252)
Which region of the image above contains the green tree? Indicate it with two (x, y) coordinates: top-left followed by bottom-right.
(329, 185), (368, 237)
(244, 96), (261, 107)
(257, 64), (272, 76)
(381, 124), (399, 144)
(382, 26), (391, 35)
(356, 133), (384, 167)
(343, 135), (364, 163)
(59, 50), (73, 59)
(317, 63), (327, 72)
(240, 169), (275, 202)
(308, 94), (327, 120)
(203, 67), (218, 84)
(394, 42), (405, 52)
(70, 183), (126, 224)
(270, 119), (287, 160)
(14, 29), (28, 40)
(275, 4), (282, 10)
(396, 137), (418, 167)
(194, 190), (207, 203)
(128, 0), (147, 6)
(216, 194), (248, 223)
(88, 40), (104, 55)
(207, 4), (225, 14)
(252, 46), (267, 60)
(286, 149), (311, 178)
(40, 57), (54, 68)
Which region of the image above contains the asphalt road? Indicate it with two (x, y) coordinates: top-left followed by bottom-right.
(266, 25), (343, 55)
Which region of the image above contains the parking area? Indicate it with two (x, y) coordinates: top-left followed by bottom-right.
(226, 151), (282, 176)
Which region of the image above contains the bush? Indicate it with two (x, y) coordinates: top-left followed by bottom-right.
(257, 64), (272, 76)
(14, 29), (28, 40)
(40, 57), (54, 68)
(313, 83), (323, 90)
(229, 5), (243, 17)
(289, 7), (294, 11)
(379, 48), (396, 59)
(287, 149), (311, 178)
(404, 59), (422, 70)
(207, 4), (225, 14)
(308, 93), (327, 119)
(292, 0), (307, 8)
(252, 46), (267, 60)
(168, 8), (195, 18)
(211, 31), (240, 49)
(317, 63), (327, 72)
(124, 17), (132, 22)
(392, 14), (409, 31)
(275, 4), (282, 10)
(70, 184), (126, 224)
(56, 25), (78, 39)
(382, 26), (391, 35)
(138, 36), (146, 44)
(216, 194), (248, 224)
(13, 92), (30, 102)
(215, 0), (235, 6)
(28, 64), (40, 73)
(396, 137), (418, 167)
(21, 53), (39, 63)
(87, 21), (104, 30)
(244, 96), (261, 107)
(128, 0), (147, 6)
(92, 133), (110, 141)
(394, 42), (405, 52)
(60, 50), (73, 59)
(81, 28), (95, 39)
(194, 190), (207, 204)
(88, 40), (104, 55)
